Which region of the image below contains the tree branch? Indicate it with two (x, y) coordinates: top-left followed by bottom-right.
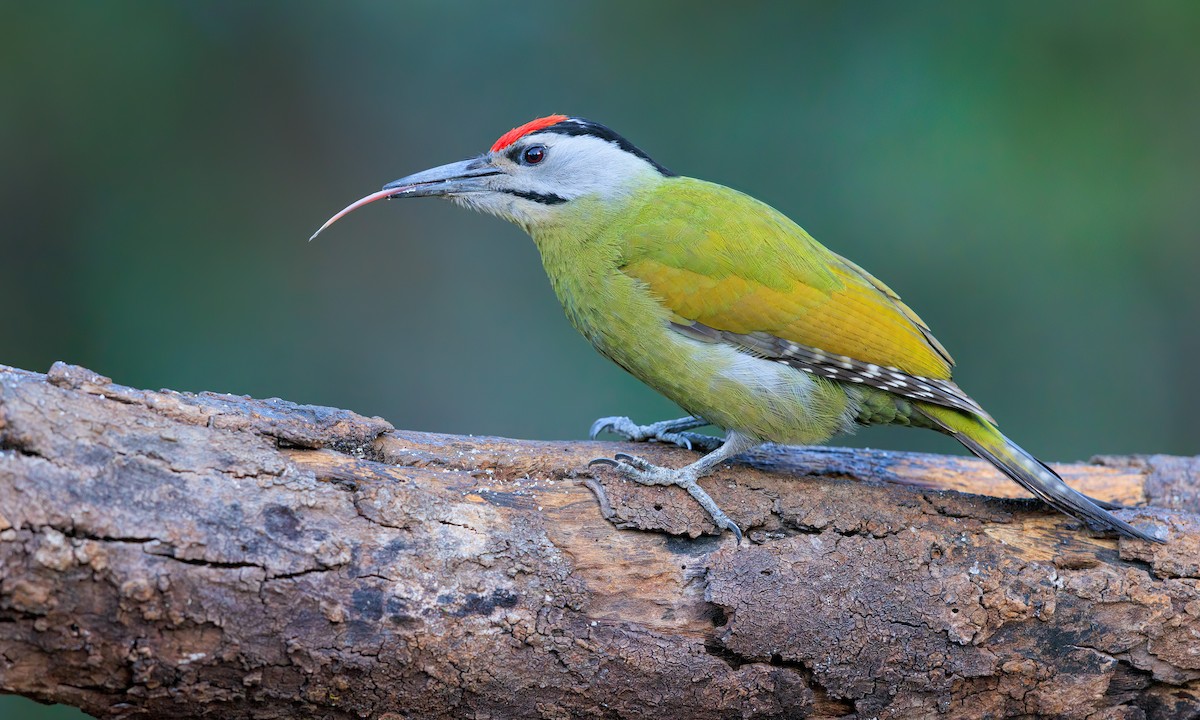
(1, 362), (1198, 719)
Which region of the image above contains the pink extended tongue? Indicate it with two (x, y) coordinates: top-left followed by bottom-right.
(309, 186), (414, 242)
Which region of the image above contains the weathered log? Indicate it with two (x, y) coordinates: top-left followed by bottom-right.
(1, 362), (1198, 719)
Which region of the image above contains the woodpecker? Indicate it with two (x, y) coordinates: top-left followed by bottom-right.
(312, 114), (1161, 544)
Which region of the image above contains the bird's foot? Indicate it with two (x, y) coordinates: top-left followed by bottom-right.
(588, 415), (720, 452)
(588, 452), (742, 542)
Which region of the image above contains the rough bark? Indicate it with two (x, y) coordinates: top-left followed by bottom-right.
(1, 362), (1198, 720)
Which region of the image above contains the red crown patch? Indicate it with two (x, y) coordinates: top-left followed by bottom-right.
(490, 115), (569, 153)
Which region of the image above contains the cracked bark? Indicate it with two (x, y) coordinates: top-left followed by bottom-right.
(1, 362), (1198, 720)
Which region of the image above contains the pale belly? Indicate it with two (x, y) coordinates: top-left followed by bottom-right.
(597, 327), (861, 445)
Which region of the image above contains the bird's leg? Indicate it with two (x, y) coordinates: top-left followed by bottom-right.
(588, 432), (759, 541)
(588, 414), (722, 452)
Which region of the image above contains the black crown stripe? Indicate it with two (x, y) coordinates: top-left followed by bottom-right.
(540, 119), (677, 177)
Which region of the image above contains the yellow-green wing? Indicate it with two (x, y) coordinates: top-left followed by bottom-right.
(618, 178), (955, 380)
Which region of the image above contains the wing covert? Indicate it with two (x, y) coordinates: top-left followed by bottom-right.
(619, 178), (955, 381)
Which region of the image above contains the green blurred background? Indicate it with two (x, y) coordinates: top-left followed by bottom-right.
(2, 2), (1197, 717)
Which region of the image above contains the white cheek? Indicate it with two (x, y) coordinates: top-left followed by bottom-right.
(519, 134), (662, 201)
(461, 133), (665, 227)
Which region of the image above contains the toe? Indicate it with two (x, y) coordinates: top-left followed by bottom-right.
(657, 432), (693, 451)
(613, 452), (655, 471)
(589, 417), (615, 440)
(589, 416), (637, 441)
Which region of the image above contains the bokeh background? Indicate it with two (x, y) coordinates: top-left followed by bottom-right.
(2, 2), (1198, 717)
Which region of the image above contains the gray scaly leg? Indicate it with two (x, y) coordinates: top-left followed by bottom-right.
(588, 431), (759, 542)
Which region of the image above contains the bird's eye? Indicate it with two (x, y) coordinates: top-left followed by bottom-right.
(522, 145), (546, 165)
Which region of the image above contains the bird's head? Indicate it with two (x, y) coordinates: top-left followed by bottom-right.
(311, 115), (675, 239)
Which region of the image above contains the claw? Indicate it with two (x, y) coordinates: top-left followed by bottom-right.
(588, 457), (619, 468)
(613, 453), (655, 471)
(667, 434), (693, 451)
(581, 478), (617, 520)
(590, 415), (637, 441)
(588, 418), (612, 440)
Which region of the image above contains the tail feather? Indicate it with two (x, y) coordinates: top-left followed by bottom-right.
(1083, 494), (1127, 511)
(918, 405), (1162, 543)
